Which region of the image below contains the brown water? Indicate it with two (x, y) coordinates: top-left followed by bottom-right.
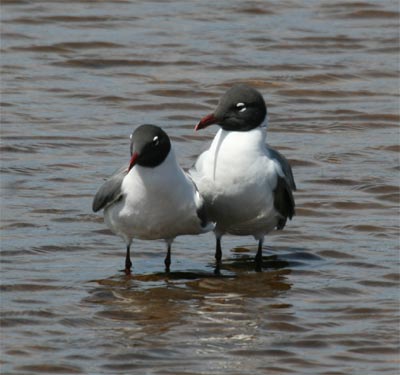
(1, 1), (399, 374)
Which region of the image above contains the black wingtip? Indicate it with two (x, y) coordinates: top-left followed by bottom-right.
(274, 175), (296, 230)
(92, 195), (102, 213)
(196, 202), (209, 228)
(92, 201), (100, 213)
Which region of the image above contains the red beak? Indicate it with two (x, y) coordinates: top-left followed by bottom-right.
(128, 152), (139, 171)
(195, 113), (217, 131)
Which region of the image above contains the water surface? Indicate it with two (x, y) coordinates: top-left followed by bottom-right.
(1, 0), (399, 374)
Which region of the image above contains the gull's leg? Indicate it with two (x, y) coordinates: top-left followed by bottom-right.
(255, 238), (264, 272)
(125, 244), (132, 275)
(164, 243), (171, 273)
(214, 236), (222, 275)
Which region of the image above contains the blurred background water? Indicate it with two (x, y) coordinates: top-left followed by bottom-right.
(1, 0), (399, 374)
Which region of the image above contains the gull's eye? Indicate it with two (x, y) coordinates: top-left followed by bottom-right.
(152, 136), (159, 146)
(236, 102), (247, 113)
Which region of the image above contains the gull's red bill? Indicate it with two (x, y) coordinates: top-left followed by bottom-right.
(195, 113), (217, 131)
(128, 152), (139, 171)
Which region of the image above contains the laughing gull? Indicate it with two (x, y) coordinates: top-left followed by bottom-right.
(189, 84), (296, 272)
(92, 124), (214, 275)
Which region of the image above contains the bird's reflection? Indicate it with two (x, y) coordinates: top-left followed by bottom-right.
(86, 248), (293, 336)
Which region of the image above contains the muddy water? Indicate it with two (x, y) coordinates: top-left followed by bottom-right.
(1, 1), (399, 374)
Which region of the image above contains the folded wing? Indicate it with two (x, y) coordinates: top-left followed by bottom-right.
(268, 146), (297, 191)
(92, 166), (127, 212)
(267, 146), (296, 230)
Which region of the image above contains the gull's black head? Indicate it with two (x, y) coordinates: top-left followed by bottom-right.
(128, 124), (171, 170)
(195, 84), (267, 132)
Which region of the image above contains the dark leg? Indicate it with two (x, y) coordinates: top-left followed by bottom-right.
(214, 237), (222, 275)
(255, 239), (263, 272)
(125, 244), (132, 275)
(164, 243), (171, 273)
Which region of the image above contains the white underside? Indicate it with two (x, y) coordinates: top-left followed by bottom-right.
(190, 126), (283, 240)
(104, 149), (211, 245)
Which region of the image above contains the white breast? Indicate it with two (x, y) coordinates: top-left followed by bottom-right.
(190, 127), (281, 236)
(104, 150), (206, 242)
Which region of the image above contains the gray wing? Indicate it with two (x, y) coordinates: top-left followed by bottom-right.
(273, 175), (295, 230)
(267, 146), (296, 230)
(267, 146), (297, 191)
(185, 171), (213, 230)
(92, 166), (127, 212)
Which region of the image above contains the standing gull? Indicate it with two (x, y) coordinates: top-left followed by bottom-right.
(93, 124), (213, 274)
(189, 84), (296, 272)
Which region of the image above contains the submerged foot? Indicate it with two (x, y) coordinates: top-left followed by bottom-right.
(254, 254), (263, 272)
(119, 267), (132, 275)
(164, 256), (171, 274)
(254, 262), (262, 272)
(214, 261), (222, 276)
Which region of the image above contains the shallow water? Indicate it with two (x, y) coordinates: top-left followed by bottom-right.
(1, 0), (399, 374)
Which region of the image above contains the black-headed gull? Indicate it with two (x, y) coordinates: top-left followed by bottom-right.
(93, 124), (213, 274)
(189, 84), (296, 272)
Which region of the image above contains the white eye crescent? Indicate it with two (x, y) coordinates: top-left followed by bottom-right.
(236, 102), (247, 112)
